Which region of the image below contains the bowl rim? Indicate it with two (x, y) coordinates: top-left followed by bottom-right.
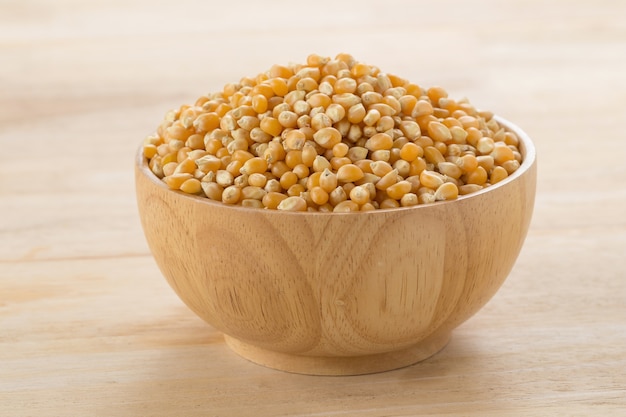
(136, 115), (536, 216)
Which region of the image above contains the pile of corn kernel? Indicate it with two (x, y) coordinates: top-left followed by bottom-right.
(143, 53), (523, 212)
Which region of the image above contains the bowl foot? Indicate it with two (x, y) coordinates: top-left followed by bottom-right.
(223, 331), (451, 376)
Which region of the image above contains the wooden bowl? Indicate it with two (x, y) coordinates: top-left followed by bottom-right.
(135, 116), (536, 375)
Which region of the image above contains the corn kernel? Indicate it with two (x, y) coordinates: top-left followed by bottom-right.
(146, 54), (524, 210)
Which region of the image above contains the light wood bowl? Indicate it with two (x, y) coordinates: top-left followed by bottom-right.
(135, 116), (536, 375)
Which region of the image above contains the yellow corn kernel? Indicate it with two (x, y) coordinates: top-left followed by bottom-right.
(148, 157), (164, 178)
(312, 155), (331, 173)
(313, 127), (342, 149)
(465, 166), (488, 185)
(349, 185), (370, 205)
(264, 178), (281, 193)
(325, 103), (346, 123)
(469, 154), (491, 172)
(233, 172), (249, 188)
(477, 137), (495, 155)
(292, 163), (309, 179)
(434, 182), (458, 201)
(398, 121), (420, 141)
(427, 121), (452, 143)
(229, 149), (253, 163)
(379, 198), (400, 209)
(262, 191), (288, 209)
(309, 186), (329, 205)
(362, 109), (381, 126)
(408, 157), (427, 176)
(143, 144), (158, 160)
(405, 175), (421, 193)
(301, 142), (317, 167)
(418, 192), (436, 205)
(350, 62), (370, 77)
(260, 116), (282, 137)
(279, 171), (299, 190)
(330, 142), (348, 158)
(501, 159), (520, 174)
(333, 200), (360, 212)
(449, 125), (468, 144)
(285, 150), (303, 168)
(490, 166), (509, 184)
(331, 77), (355, 94)
(179, 178), (202, 194)
(330, 156), (352, 170)
(423, 146), (445, 165)
(251, 94), (268, 114)
(375, 116), (394, 133)
(369, 161), (393, 177)
(173, 158), (197, 175)
(458, 184), (483, 195)
(283, 129), (306, 151)
(264, 153), (284, 174)
(240, 199), (263, 209)
(226, 159), (244, 177)
(344, 146), (366, 162)
(311, 112), (332, 131)
(399, 95), (418, 116)
(277, 196), (307, 211)
(365, 133), (393, 151)
(287, 183), (305, 197)
(368, 103), (396, 117)
(319, 168), (338, 192)
(456, 154), (479, 173)
(491, 143), (516, 164)
(201, 181), (223, 200)
(250, 127), (273, 143)
(331, 93), (361, 109)
(419, 170), (445, 190)
(385, 180), (411, 200)
(266, 78), (287, 97)
(458, 115), (480, 129)
(162, 162), (177, 177)
(392, 159), (410, 178)
(411, 100), (434, 118)
(296, 77), (318, 92)
(328, 185), (348, 206)
(277, 111), (298, 129)
(215, 169), (235, 187)
(195, 155), (221, 174)
(185, 134), (204, 151)
(306, 171), (322, 190)
(437, 161), (463, 179)
(247, 172), (268, 188)
(306, 53), (330, 67)
(400, 193), (419, 207)
(241, 185), (267, 200)
(346, 103), (366, 124)
(336, 164), (364, 183)
(221, 185), (241, 205)
(304, 93), (329, 111)
(375, 169), (399, 191)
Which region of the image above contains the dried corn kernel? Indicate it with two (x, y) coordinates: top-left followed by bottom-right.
(145, 54), (523, 210)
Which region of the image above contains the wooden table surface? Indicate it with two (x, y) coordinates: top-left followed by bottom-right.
(2, 1), (625, 415)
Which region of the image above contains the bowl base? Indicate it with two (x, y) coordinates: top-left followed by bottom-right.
(223, 331), (451, 376)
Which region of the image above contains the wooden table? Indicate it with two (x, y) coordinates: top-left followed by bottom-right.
(2, 1), (625, 415)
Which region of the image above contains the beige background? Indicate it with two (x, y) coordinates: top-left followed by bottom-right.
(1, 0), (625, 415)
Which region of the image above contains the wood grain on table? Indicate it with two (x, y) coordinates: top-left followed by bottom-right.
(1, 0), (625, 415)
